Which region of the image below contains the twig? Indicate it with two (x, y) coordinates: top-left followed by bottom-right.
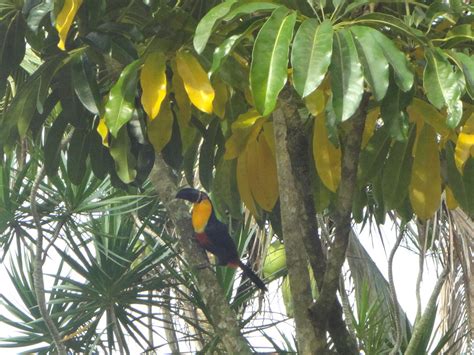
(162, 287), (180, 354)
(388, 226), (405, 355)
(109, 305), (126, 355)
(415, 221), (428, 323)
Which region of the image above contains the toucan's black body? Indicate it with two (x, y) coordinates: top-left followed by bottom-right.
(176, 188), (267, 291)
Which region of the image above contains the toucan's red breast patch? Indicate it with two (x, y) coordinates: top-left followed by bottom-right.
(195, 232), (211, 247)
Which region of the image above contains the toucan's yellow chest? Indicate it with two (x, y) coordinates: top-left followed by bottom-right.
(192, 199), (212, 233)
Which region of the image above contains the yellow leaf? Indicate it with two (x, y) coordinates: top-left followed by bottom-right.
(140, 52), (167, 120)
(304, 88), (325, 116)
(313, 113), (341, 192)
(407, 98), (452, 139)
(97, 117), (109, 147)
(445, 186), (458, 210)
(409, 125), (441, 220)
(262, 121), (275, 156)
(224, 110), (266, 160)
(171, 61), (192, 124)
(362, 107), (380, 148)
(147, 96), (174, 153)
(237, 150), (258, 216)
(246, 135), (279, 211)
(212, 79), (228, 119)
(176, 51), (215, 114)
(55, 0), (83, 51)
(455, 113), (474, 173)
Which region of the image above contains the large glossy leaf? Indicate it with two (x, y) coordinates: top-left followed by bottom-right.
(104, 59), (141, 137)
(291, 19), (332, 98)
(357, 126), (391, 186)
(222, 2), (279, 22)
(89, 127), (112, 180)
(175, 51), (215, 114)
(67, 128), (90, 185)
(109, 127), (137, 184)
(330, 29), (364, 122)
(365, 26), (414, 92)
(350, 25), (389, 101)
(353, 13), (424, 44)
(237, 149), (259, 217)
(409, 124), (441, 220)
(246, 134), (279, 211)
(313, 113), (341, 192)
(44, 113), (69, 177)
(140, 51), (167, 120)
(72, 53), (101, 115)
(407, 98), (451, 139)
(250, 7), (296, 115)
(451, 52), (474, 99)
(210, 19), (264, 76)
(193, 0), (237, 54)
(382, 127), (415, 210)
(424, 49), (463, 128)
(55, 0), (83, 50)
(147, 97), (174, 153)
(213, 158), (241, 219)
(380, 78), (412, 141)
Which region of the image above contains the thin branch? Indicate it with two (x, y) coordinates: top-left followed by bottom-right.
(388, 226), (405, 355)
(109, 305), (126, 355)
(162, 288), (180, 354)
(415, 221), (428, 323)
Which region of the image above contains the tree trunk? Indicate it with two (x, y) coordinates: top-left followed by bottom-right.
(148, 155), (252, 354)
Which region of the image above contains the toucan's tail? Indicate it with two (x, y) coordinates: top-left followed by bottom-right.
(238, 261), (267, 292)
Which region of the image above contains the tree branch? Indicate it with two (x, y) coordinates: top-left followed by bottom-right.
(148, 154), (252, 354)
(309, 93), (370, 351)
(274, 86), (358, 354)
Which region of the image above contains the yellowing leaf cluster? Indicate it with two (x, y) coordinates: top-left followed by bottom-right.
(226, 109), (279, 213)
(176, 51), (215, 114)
(313, 113), (341, 192)
(455, 113), (474, 173)
(409, 124), (441, 220)
(140, 52), (167, 120)
(56, 0), (83, 50)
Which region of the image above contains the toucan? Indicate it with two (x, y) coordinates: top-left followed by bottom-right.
(176, 188), (267, 291)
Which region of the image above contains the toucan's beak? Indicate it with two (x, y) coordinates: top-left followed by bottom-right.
(175, 188), (202, 203)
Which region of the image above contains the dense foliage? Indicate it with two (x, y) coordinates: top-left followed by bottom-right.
(0, 0), (473, 353)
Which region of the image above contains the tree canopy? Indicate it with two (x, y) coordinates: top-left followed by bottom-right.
(0, 0), (473, 353)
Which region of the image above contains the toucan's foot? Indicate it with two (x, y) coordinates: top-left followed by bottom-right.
(195, 263), (212, 270)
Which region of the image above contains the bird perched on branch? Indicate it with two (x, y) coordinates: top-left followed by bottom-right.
(176, 187), (267, 291)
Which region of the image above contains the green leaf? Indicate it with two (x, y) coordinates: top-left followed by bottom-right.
(222, 2), (279, 22)
(193, 0), (237, 54)
(357, 126), (391, 186)
(109, 127), (137, 184)
(213, 158), (241, 219)
(105, 60), (141, 137)
(381, 77), (413, 141)
(451, 52), (474, 99)
(250, 7), (296, 116)
(67, 128), (90, 185)
(291, 19), (333, 98)
(350, 25), (389, 101)
(382, 127), (415, 210)
(199, 119), (219, 191)
(462, 158), (474, 219)
(44, 112), (69, 178)
(210, 19), (264, 76)
(0, 12), (25, 82)
(330, 29), (364, 122)
(89, 126), (112, 180)
(365, 26), (414, 92)
(354, 13), (424, 44)
(424, 49), (462, 128)
(72, 53), (101, 115)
